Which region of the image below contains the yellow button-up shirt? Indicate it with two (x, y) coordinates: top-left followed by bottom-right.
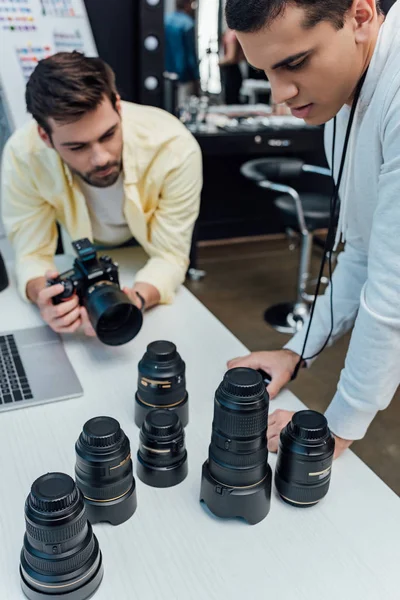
(1, 101), (202, 303)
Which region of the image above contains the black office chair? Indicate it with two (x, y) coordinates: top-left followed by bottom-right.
(240, 157), (332, 334)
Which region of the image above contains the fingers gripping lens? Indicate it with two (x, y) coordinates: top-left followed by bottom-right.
(200, 368), (272, 525)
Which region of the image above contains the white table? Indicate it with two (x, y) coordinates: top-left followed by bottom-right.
(0, 248), (399, 600)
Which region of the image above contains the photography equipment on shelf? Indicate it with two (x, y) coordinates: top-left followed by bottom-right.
(20, 472), (103, 600)
(0, 250), (9, 292)
(200, 367), (272, 525)
(75, 416), (137, 526)
(135, 341), (188, 428)
(275, 410), (335, 507)
(137, 409), (188, 488)
(47, 238), (143, 346)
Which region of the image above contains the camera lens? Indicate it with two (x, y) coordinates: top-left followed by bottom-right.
(137, 409), (188, 488)
(20, 472), (103, 600)
(75, 416), (137, 526)
(275, 410), (335, 507)
(134, 341), (188, 428)
(85, 282), (143, 346)
(200, 368), (272, 525)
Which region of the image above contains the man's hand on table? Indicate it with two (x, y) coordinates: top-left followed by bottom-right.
(267, 409), (353, 458)
(228, 349), (302, 399)
(27, 271), (96, 336)
(122, 282), (160, 311)
(227, 349), (353, 459)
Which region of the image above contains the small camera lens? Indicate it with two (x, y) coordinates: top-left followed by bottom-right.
(75, 416), (137, 526)
(20, 472), (103, 600)
(137, 409), (188, 488)
(275, 410), (335, 507)
(200, 368), (272, 525)
(135, 341), (188, 428)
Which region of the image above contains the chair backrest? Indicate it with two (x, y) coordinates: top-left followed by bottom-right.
(240, 158), (305, 183)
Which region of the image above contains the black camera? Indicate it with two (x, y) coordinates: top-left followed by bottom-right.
(47, 238), (143, 346)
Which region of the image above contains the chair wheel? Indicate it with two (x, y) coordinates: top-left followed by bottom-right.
(264, 302), (309, 334)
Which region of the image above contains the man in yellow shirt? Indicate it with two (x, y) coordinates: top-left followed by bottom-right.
(1, 52), (202, 336)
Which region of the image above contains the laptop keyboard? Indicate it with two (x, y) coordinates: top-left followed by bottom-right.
(0, 335), (33, 404)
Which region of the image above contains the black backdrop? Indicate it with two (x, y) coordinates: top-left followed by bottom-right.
(84, 0), (138, 102)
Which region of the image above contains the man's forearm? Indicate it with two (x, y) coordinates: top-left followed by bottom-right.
(26, 276), (47, 305)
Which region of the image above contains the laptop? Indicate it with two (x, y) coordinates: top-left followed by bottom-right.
(0, 326), (83, 412)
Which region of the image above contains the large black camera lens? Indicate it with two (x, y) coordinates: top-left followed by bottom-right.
(200, 368), (272, 525)
(85, 283), (143, 346)
(134, 341), (188, 428)
(275, 410), (335, 507)
(20, 472), (103, 600)
(75, 416), (137, 525)
(137, 409), (188, 488)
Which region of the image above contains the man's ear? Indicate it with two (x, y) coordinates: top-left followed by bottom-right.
(37, 125), (53, 149)
(115, 94), (122, 115)
(352, 0), (376, 43)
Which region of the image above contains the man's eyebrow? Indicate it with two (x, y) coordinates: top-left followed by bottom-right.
(61, 124), (118, 147)
(271, 51), (311, 70)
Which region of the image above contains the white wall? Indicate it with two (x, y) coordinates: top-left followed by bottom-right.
(165, 0), (175, 13)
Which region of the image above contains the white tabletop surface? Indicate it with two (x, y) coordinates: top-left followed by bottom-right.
(0, 247), (399, 600)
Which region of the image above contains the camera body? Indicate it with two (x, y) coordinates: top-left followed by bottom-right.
(47, 238), (119, 305)
(47, 238), (143, 346)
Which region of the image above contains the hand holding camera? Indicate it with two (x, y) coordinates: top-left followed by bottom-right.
(45, 238), (143, 345)
(37, 271), (90, 335)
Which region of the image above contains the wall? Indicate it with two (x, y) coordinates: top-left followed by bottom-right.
(165, 0), (175, 13)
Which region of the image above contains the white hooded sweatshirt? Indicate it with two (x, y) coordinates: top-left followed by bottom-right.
(285, 3), (400, 440)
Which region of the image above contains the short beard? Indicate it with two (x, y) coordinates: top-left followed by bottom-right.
(71, 160), (123, 188)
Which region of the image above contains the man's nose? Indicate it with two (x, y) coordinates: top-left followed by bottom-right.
(269, 76), (298, 106)
(90, 144), (110, 169)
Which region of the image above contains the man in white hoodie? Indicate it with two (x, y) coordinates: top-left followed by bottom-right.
(225, 0), (400, 458)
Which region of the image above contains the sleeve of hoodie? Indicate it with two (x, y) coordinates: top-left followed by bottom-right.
(322, 88), (400, 440)
(134, 132), (202, 303)
(287, 89), (400, 441)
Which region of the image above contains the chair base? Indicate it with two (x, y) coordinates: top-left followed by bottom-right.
(264, 302), (309, 334)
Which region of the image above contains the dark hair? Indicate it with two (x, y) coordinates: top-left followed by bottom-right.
(176, 0), (191, 10)
(26, 51), (118, 134)
(226, 0), (378, 32)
